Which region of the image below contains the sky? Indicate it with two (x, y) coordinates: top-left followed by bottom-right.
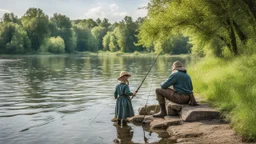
(0, 0), (149, 22)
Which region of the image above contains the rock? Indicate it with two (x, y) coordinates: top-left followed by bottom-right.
(155, 130), (170, 138)
(166, 100), (183, 112)
(113, 139), (119, 144)
(150, 119), (168, 130)
(168, 136), (178, 143)
(138, 105), (160, 115)
(181, 104), (220, 122)
(129, 115), (153, 124)
(111, 117), (118, 122)
(177, 138), (184, 143)
(164, 116), (182, 126)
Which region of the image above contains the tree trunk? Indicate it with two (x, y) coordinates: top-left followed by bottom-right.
(243, 0), (256, 20)
(232, 20), (247, 43)
(226, 20), (239, 55)
(230, 25), (239, 55)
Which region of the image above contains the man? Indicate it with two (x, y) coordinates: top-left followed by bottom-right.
(153, 61), (197, 118)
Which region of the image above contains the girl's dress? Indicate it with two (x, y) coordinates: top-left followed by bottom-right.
(114, 83), (134, 120)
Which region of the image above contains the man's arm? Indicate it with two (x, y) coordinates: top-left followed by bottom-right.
(161, 74), (177, 89)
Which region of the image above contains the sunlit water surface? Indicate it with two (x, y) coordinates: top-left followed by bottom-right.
(0, 55), (196, 144)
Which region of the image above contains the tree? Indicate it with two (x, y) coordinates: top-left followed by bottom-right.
(103, 31), (119, 52)
(48, 36), (65, 54)
(50, 13), (76, 53)
(91, 26), (107, 51)
(73, 26), (97, 52)
(138, 0), (256, 56)
(101, 18), (111, 28)
(0, 23), (31, 54)
(2, 13), (19, 23)
(76, 19), (97, 30)
(21, 8), (50, 51)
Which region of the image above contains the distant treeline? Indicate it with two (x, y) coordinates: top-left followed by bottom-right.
(0, 8), (191, 54)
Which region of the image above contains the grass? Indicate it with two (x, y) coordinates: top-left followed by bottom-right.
(189, 54), (256, 140)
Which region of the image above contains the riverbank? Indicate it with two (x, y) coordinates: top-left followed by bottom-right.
(0, 51), (191, 58)
(189, 55), (256, 141)
(127, 98), (245, 144)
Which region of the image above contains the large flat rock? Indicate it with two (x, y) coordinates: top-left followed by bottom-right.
(181, 104), (220, 122)
(128, 115), (154, 124)
(150, 116), (181, 130)
(150, 119), (168, 130)
(138, 105), (160, 115)
(164, 116), (182, 126)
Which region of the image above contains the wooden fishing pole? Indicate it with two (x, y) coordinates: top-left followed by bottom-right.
(130, 53), (160, 100)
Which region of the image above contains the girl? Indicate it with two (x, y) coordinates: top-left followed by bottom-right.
(114, 71), (136, 125)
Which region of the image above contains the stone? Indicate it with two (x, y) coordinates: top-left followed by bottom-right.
(138, 105), (160, 115)
(150, 119), (168, 130)
(164, 116), (182, 126)
(168, 136), (178, 143)
(111, 117), (118, 122)
(129, 115), (154, 124)
(156, 131), (170, 138)
(166, 100), (183, 112)
(181, 103), (220, 122)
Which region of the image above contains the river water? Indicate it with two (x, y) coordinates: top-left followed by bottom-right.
(0, 54), (195, 144)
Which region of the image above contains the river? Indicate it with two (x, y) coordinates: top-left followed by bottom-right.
(0, 54), (195, 144)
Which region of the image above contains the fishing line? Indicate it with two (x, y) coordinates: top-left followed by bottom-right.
(142, 73), (154, 143)
(131, 53), (160, 100)
(90, 97), (113, 124)
(140, 56), (156, 143)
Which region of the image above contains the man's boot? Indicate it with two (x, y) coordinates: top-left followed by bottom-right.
(153, 104), (167, 118)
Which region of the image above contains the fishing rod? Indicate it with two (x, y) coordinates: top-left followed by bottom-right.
(131, 53), (160, 100)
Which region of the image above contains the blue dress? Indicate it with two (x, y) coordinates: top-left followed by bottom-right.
(114, 83), (134, 120)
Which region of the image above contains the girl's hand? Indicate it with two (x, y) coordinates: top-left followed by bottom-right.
(133, 92), (137, 96)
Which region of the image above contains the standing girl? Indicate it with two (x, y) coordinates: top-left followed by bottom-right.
(114, 71), (136, 125)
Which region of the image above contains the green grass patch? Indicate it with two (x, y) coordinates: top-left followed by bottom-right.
(189, 55), (256, 140)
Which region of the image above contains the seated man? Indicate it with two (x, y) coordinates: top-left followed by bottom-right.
(153, 61), (197, 118)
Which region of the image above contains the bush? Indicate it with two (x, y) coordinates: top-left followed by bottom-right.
(47, 36), (65, 54)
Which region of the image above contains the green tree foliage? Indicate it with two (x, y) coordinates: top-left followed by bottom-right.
(75, 19), (97, 30)
(50, 13), (76, 53)
(47, 36), (65, 54)
(100, 18), (111, 27)
(155, 35), (191, 54)
(21, 8), (50, 51)
(91, 26), (107, 51)
(103, 31), (119, 52)
(73, 25), (97, 52)
(0, 23), (30, 54)
(2, 13), (19, 23)
(0, 7), (194, 54)
(138, 0), (256, 56)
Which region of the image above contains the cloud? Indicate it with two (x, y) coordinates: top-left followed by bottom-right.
(110, 3), (119, 12)
(84, 3), (128, 22)
(84, 6), (106, 19)
(0, 8), (11, 13)
(133, 3), (148, 18)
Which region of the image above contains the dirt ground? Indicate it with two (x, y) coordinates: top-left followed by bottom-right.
(165, 120), (248, 144)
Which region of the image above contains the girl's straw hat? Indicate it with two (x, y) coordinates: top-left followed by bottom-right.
(117, 71), (131, 80)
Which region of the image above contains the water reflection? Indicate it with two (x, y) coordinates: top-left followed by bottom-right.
(113, 124), (134, 144)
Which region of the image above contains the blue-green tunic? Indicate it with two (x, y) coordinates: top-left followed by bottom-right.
(114, 83), (134, 120)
